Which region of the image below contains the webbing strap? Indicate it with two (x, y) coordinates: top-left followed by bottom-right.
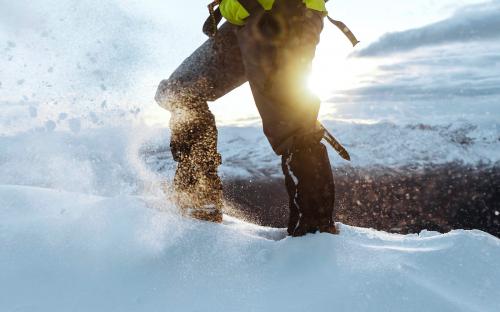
(318, 122), (351, 161)
(203, 0), (260, 37)
(236, 0), (360, 47)
(203, 0), (359, 48)
(327, 16), (360, 47)
(203, 2), (223, 37)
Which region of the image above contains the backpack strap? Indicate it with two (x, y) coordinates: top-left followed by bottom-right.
(203, 0), (262, 38)
(203, 0), (359, 47)
(203, 1), (223, 37)
(327, 16), (360, 47)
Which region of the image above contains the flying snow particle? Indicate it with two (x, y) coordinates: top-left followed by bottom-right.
(495, 211), (499, 216)
(68, 118), (81, 134)
(130, 108), (141, 116)
(29, 106), (38, 118)
(45, 120), (57, 132)
(89, 112), (99, 124)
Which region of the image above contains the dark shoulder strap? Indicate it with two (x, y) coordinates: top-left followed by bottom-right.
(203, 2), (223, 37)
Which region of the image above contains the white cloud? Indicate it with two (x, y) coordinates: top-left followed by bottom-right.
(354, 0), (500, 57)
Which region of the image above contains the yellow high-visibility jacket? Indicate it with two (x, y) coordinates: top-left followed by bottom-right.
(220, 0), (327, 25)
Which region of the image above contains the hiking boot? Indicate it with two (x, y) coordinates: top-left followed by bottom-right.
(319, 224), (339, 235)
(173, 148), (224, 223)
(185, 205), (223, 223)
(173, 167), (224, 223)
(171, 112), (224, 223)
(290, 218), (339, 236)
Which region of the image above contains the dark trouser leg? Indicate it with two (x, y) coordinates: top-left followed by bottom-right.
(282, 143), (336, 236)
(237, 0), (336, 234)
(155, 23), (247, 221)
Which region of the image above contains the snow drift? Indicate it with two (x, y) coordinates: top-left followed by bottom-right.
(1, 185), (499, 312)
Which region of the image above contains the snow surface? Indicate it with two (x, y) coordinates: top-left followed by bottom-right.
(1, 185), (500, 312)
(1, 124), (499, 311)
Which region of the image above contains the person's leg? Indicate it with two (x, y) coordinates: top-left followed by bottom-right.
(236, 0), (337, 235)
(155, 22), (247, 222)
(282, 142), (337, 236)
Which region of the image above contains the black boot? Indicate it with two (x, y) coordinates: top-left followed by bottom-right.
(282, 142), (337, 236)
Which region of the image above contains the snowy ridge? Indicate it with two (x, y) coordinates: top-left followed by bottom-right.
(1, 119), (499, 191)
(147, 119), (499, 178)
(1, 184), (499, 311)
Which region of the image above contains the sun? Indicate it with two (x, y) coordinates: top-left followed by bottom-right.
(307, 33), (378, 100)
(308, 54), (375, 100)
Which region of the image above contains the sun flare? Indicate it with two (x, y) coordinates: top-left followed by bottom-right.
(308, 53), (378, 100)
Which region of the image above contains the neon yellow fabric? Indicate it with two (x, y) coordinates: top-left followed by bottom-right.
(219, 0), (327, 25)
(304, 0), (326, 12)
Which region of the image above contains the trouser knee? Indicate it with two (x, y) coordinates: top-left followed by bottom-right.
(156, 78), (215, 111)
(156, 78), (219, 163)
(155, 75), (221, 111)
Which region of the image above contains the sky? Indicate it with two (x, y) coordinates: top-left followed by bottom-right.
(0, 0), (498, 132)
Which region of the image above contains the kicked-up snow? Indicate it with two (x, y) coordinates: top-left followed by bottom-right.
(1, 184), (499, 312)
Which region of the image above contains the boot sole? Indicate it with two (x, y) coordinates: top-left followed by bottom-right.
(185, 209), (223, 223)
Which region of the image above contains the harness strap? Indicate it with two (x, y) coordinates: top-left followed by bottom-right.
(204, 0), (359, 47)
(318, 122), (351, 161)
(327, 16), (360, 47)
(203, 1), (223, 37)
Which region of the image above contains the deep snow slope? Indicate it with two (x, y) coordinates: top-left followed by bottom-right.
(1, 185), (499, 312)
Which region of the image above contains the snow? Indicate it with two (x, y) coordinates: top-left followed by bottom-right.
(0, 126), (499, 311)
(1, 185), (499, 311)
(0, 128), (146, 196)
(0, 125), (499, 311)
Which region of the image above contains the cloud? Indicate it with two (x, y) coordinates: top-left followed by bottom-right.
(330, 37), (500, 113)
(341, 82), (500, 101)
(354, 1), (500, 57)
